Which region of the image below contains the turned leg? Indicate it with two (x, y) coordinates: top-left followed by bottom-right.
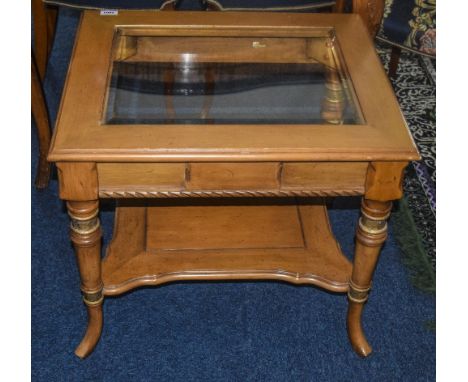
(347, 198), (391, 357)
(67, 200), (103, 358)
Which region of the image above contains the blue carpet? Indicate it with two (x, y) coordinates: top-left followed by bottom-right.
(32, 8), (435, 381)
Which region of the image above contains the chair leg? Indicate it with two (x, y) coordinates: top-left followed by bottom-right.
(333, 0), (346, 13)
(31, 57), (51, 189)
(388, 46), (401, 78)
(32, 0), (57, 79)
(46, 5), (58, 58)
(352, 0), (385, 37)
(203, 1), (222, 11)
(160, 0), (179, 10)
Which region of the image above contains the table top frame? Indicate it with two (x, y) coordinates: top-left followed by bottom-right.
(48, 11), (419, 163)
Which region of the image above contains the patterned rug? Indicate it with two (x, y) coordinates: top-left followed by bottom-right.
(376, 42), (436, 289)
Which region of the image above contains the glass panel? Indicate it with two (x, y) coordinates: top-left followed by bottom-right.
(103, 32), (364, 125)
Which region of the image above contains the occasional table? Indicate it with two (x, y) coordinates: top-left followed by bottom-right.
(48, 10), (419, 358)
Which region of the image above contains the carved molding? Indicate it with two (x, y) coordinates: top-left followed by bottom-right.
(99, 189), (363, 199)
(103, 269), (350, 296)
(355, 199), (391, 247)
(348, 280), (371, 303)
(82, 290), (104, 306)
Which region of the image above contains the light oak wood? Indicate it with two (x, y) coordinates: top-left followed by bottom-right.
(48, 11), (419, 163)
(98, 163), (185, 190)
(146, 203), (304, 250)
(67, 200), (103, 359)
(102, 200), (352, 295)
(122, 36), (330, 64)
(56, 162), (99, 201)
(347, 198), (391, 356)
(98, 162), (367, 196)
(187, 163), (279, 190)
(99, 189), (364, 199)
(48, 11), (419, 358)
(364, 161), (407, 201)
(282, 162), (368, 190)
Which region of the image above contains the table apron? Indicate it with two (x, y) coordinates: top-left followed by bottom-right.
(97, 161), (368, 198)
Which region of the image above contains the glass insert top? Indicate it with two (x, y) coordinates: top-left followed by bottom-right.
(104, 33), (363, 125)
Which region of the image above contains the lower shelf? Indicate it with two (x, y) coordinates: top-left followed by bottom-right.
(102, 198), (352, 295)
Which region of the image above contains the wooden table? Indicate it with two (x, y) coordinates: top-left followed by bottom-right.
(48, 10), (419, 359)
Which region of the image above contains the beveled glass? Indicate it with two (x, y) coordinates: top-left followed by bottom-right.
(103, 30), (364, 125)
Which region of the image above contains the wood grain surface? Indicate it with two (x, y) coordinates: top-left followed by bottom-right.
(102, 200), (352, 295)
(48, 11), (419, 163)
